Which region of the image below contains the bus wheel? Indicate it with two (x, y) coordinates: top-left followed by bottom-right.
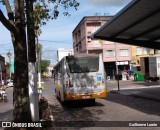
(59, 93), (66, 105)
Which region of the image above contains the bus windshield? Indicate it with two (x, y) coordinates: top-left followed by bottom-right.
(66, 56), (99, 73)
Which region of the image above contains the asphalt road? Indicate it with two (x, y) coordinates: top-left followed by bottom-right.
(0, 87), (13, 121)
(1, 79), (160, 130)
(43, 78), (160, 130)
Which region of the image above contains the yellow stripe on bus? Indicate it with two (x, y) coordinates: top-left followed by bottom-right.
(64, 89), (107, 101)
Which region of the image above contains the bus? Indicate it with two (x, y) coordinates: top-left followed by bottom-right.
(54, 54), (107, 104)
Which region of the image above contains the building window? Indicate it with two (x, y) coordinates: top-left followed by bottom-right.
(155, 49), (160, 54)
(150, 49), (154, 54)
(93, 25), (100, 33)
(136, 47), (142, 55)
(143, 48), (149, 54)
(104, 41), (114, 44)
(120, 49), (129, 56)
(106, 50), (115, 57)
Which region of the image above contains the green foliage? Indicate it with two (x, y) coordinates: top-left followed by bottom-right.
(0, 0), (4, 4)
(34, 0), (80, 35)
(41, 60), (50, 73)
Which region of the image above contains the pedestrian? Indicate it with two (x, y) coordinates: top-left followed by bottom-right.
(0, 88), (6, 101)
(1, 80), (4, 86)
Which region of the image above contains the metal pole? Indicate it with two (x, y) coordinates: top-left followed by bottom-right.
(0, 64), (2, 81)
(114, 43), (120, 91)
(9, 57), (11, 80)
(37, 36), (42, 99)
(7, 51), (12, 80)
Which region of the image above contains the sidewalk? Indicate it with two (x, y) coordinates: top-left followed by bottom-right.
(41, 78), (56, 121)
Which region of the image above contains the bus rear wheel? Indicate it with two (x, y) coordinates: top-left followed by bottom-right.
(59, 92), (66, 105)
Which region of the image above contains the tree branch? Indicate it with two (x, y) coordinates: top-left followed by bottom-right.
(0, 9), (19, 35)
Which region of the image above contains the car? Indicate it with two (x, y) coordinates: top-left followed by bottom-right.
(6, 80), (13, 87)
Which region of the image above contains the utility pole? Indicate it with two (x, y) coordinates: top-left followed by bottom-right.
(37, 39), (42, 99)
(114, 42), (120, 91)
(7, 51), (12, 80)
(26, 0), (39, 121)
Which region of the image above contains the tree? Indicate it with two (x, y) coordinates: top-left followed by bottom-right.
(41, 60), (50, 73)
(0, 0), (79, 123)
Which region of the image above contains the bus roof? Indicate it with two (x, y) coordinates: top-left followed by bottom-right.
(54, 53), (99, 68)
(67, 53), (99, 58)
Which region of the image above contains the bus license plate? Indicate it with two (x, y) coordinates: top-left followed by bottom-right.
(81, 95), (91, 99)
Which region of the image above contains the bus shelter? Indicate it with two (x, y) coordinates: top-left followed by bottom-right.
(92, 0), (160, 49)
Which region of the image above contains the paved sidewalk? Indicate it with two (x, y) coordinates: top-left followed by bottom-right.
(41, 78), (56, 121)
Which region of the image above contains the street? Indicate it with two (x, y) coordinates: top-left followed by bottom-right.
(43, 78), (160, 129)
(0, 87), (13, 121)
(1, 79), (160, 130)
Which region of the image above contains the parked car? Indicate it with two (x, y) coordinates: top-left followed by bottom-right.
(6, 80), (13, 87)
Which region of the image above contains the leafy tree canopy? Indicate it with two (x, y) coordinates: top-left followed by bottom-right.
(33, 0), (80, 35)
(41, 60), (50, 73)
(0, 0), (79, 123)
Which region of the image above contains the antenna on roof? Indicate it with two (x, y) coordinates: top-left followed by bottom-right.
(95, 12), (101, 16)
(104, 13), (110, 16)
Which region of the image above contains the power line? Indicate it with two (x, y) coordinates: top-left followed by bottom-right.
(42, 50), (57, 52)
(39, 39), (72, 44)
(0, 43), (12, 45)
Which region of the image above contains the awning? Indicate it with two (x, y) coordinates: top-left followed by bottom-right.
(92, 0), (160, 49)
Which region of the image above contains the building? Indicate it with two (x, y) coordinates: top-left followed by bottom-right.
(72, 16), (112, 54)
(5, 62), (10, 80)
(131, 46), (160, 71)
(72, 16), (132, 79)
(0, 55), (5, 82)
(57, 48), (74, 62)
(47, 63), (54, 78)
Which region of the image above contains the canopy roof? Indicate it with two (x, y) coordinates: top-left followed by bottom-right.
(92, 0), (160, 49)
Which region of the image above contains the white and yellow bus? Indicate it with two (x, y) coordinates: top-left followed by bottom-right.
(54, 54), (107, 104)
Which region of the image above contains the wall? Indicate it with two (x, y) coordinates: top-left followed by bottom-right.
(57, 48), (74, 62)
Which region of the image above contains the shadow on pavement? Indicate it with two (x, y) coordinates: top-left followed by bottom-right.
(49, 101), (101, 128)
(104, 92), (160, 117)
(0, 109), (13, 121)
(57, 98), (104, 109)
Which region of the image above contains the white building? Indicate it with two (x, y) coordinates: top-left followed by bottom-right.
(47, 63), (54, 77)
(57, 48), (74, 62)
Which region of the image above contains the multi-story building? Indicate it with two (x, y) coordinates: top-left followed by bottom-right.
(131, 46), (160, 71)
(72, 16), (132, 79)
(0, 55), (5, 82)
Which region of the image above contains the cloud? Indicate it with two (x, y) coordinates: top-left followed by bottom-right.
(84, 0), (131, 7)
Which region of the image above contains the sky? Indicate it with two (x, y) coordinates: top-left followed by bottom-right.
(0, 0), (131, 64)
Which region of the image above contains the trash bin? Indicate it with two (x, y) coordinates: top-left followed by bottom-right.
(133, 71), (145, 81)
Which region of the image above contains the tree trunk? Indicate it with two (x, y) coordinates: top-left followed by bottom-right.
(13, 33), (31, 122)
(13, 0), (31, 122)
